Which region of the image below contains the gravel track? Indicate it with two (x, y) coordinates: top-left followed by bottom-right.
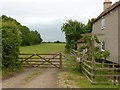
(2, 68), (58, 88)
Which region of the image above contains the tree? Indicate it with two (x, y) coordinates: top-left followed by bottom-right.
(20, 26), (32, 46)
(2, 15), (21, 69)
(2, 15), (43, 71)
(82, 34), (100, 60)
(85, 18), (96, 33)
(61, 20), (86, 50)
(29, 30), (42, 45)
(54, 40), (61, 43)
(81, 34), (110, 64)
(20, 26), (42, 46)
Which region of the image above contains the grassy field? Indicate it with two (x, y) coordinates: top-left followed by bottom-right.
(19, 43), (119, 88)
(59, 53), (120, 88)
(20, 43), (65, 53)
(3, 43), (65, 79)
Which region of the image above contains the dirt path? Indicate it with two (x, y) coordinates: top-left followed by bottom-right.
(2, 68), (58, 88)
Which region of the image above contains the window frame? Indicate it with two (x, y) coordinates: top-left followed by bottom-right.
(101, 18), (106, 30)
(101, 42), (105, 51)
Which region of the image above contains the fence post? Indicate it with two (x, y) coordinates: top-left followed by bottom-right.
(91, 39), (95, 83)
(113, 63), (116, 85)
(59, 53), (62, 69)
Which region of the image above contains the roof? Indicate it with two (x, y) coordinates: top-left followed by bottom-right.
(77, 33), (92, 43)
(77, 38), (85, 43)
(93, 1), (120, 23)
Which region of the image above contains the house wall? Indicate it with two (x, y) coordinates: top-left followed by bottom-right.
(92, 7), (119, 64)
(118, 6), (120, 64)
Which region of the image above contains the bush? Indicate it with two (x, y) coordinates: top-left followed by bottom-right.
(2, 15), (21, 70)
(95, 48), (110, 60)
(78, 45), (89, 52)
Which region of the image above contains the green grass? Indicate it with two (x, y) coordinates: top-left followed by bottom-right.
(63, 53), (119, 88)
(20, 43), (65, 53)
(3, 43), (65, 79)
(67, 71), (119, 88)
(20, 43), (119, 88)
(2, 67), (23, 79)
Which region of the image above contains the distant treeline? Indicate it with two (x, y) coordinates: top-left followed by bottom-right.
(2, 15), (42, 46)
(43, 40), (65, 43)
(2, 15), (42, 71)
(20, 26), (42, 46)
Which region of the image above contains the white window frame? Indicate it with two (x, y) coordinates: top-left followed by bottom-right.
(101, 19), (106, 30)
(101, 42), (105, 51)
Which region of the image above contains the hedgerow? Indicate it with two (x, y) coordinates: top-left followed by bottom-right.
(2, 15), (43, 71)
(2, 15), (22, 70)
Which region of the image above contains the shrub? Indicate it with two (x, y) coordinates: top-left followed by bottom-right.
(95, 48), (110, 60)
(78, 45), (89, 52)
(2, 15), (21, 70)
(101, 50), (110, 59)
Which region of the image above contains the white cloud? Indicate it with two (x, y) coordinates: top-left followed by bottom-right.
(16, 17), (63, 25)
(1, 0), (104, 23)
(1, 0), (118, 41)
(2, 0), (118, 23)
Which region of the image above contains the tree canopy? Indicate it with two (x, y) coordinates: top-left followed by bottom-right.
(85, 18), (96, 33)
(2, 15), (43, 70)
(61, 20), (86, 50)
(61, 18), (95, 50)
(2, 15), (22, 69)
(20, 26), (42, 46)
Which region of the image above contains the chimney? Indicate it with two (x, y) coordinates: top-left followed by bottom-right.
(104, 0), (112, 10)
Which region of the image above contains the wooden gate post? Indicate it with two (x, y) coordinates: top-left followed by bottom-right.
(59, 53), (62, 69)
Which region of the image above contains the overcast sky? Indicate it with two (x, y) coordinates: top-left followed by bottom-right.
(1, 0), (118, 41)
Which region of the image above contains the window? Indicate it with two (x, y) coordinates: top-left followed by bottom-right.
(101, 42), (105, 51)
(101, 19), (105, 30)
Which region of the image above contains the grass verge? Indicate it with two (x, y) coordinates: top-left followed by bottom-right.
(57, 53), (119, 88)
(2, 67), (23, 79)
